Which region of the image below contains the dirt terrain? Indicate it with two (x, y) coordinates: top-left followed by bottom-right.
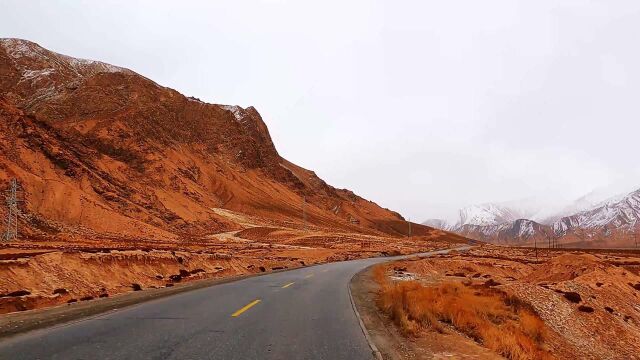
(0, 207), (467, 315)
(361, 246), (640, 359)
(0, 38), (469, 315)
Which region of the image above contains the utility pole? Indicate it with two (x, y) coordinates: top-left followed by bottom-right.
(302, 196), (306, 231)
(4, 178), (19, 242)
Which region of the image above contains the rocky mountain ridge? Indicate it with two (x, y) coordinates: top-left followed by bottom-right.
(0, 38), (421, 241)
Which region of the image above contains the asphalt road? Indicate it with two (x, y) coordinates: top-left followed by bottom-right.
(0, 248), (461, 360)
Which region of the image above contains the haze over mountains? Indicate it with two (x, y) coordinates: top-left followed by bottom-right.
(424, 187), (640, 248)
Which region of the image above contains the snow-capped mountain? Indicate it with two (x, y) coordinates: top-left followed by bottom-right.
(535, 188), (632, 224)
(421, 219), (452, 230)
(456, 219), (554, 245)
(423, 202), (552, 244)
(553, 189), (640, 237)
(457, 203), (527, 227)
(424, 187), (640, 248)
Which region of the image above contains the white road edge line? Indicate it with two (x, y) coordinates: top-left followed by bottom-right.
(347, 246), (473, 360)
(348, 271), (383, 360)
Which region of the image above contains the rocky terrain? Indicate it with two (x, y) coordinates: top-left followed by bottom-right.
(371, 246), (640, 359)
(0, 38), (468, 314)
(424, 189), (640, 248)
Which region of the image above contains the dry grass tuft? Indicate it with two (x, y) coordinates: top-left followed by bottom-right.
(374, 264), (554, 360)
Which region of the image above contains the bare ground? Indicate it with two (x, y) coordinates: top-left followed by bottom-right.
(353, 245), (640, 360)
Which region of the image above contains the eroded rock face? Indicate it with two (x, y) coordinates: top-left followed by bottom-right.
(0, 38), (408, 240)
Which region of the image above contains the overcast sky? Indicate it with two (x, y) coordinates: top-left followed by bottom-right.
(2, 0), (640, 222)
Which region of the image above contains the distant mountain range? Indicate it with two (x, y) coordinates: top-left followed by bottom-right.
(424, 188), (640, 248)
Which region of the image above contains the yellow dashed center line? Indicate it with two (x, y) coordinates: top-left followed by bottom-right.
(282, 282), (295, 289)
(304, 273), (314, 279)
(231, 299), (261, 317)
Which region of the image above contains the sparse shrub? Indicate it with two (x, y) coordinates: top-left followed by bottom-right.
(131, 283), (142, 291)
(577, 305), (594, 313)
(53, 288), (68, 295)
(563, 292), (582, 303)
(2, 290), (31, 297)
(373, 264), (554, 360)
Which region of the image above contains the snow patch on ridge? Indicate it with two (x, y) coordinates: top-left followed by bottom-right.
(60, 54), (125, 74)
(0, 38), (43, 58)
(1, 38), (126, 81)
(20, 68), (56, 82)
(220, 105), (252, 126)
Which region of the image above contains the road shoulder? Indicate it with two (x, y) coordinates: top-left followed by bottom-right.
(350, 265), (501, 360)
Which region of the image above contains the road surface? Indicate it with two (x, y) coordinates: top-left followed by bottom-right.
(0, 248), (460, 360)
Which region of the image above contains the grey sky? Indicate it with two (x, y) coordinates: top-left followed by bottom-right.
(2, 0), (640, 222)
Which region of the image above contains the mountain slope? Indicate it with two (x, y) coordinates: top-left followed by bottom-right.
(0, 38), (410, 240)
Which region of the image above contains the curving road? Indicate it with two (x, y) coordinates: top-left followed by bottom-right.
(0, 248), (461, 360)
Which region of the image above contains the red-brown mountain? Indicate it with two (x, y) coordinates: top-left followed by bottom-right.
(0, 38), (418, 241)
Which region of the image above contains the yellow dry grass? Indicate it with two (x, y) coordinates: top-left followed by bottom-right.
(373, 265), (554, 360)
